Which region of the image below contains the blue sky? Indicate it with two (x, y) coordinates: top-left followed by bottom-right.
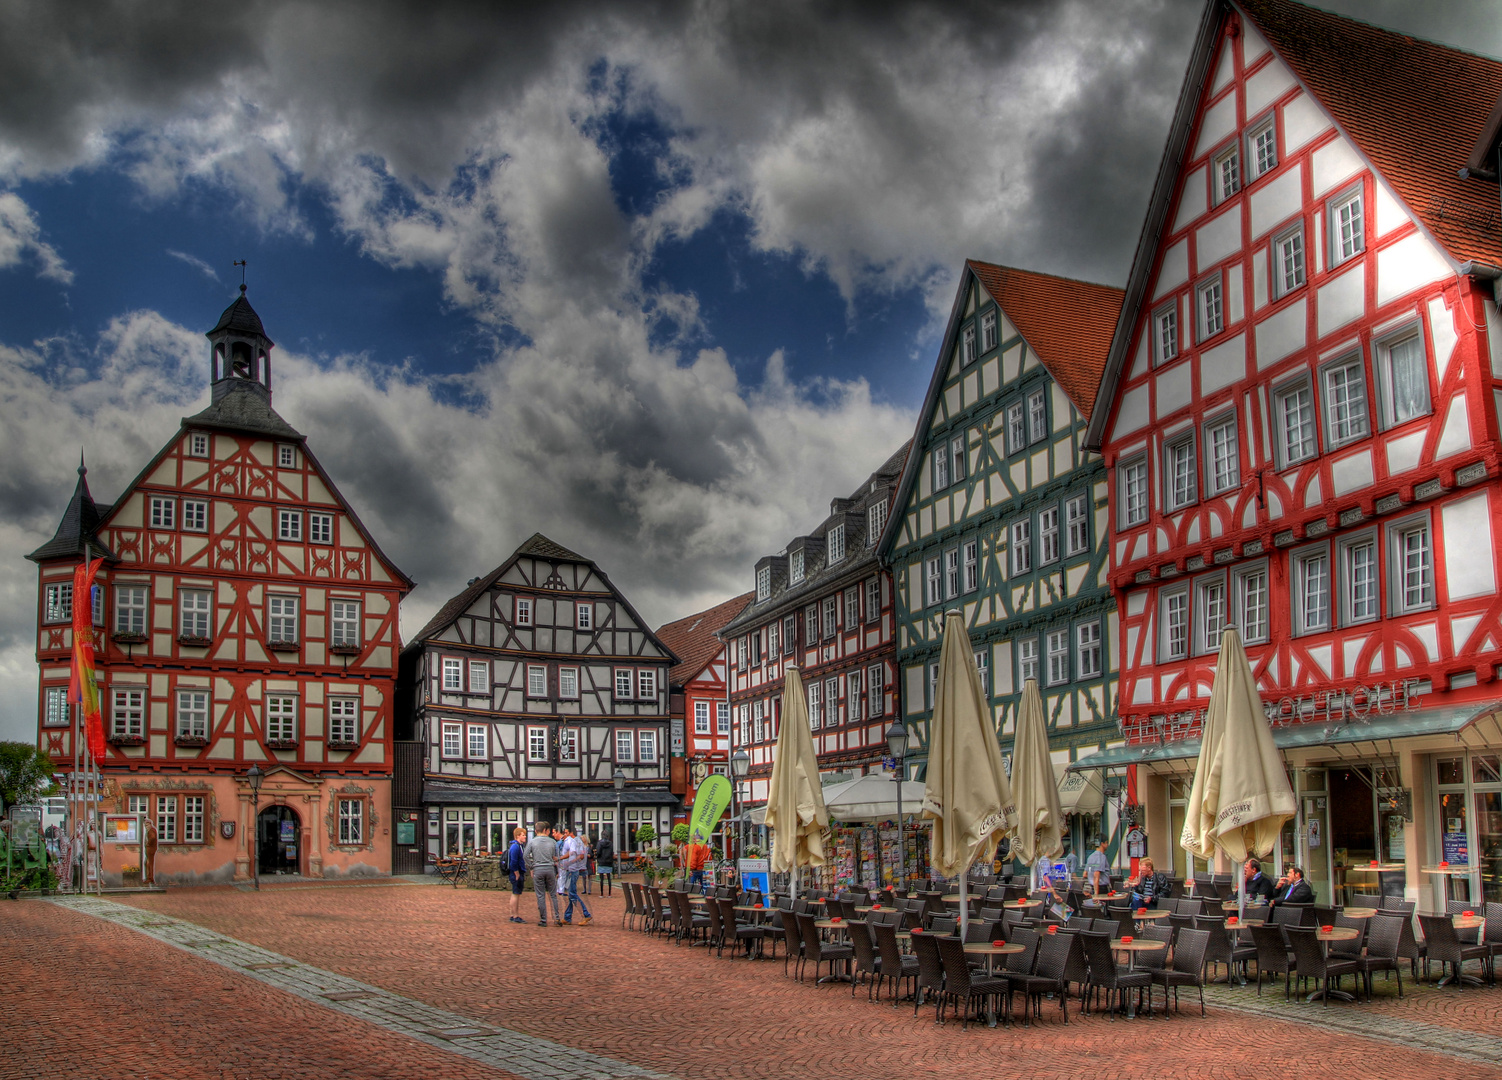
(1, 0), (1498, 741)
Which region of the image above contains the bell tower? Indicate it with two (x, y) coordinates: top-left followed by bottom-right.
(206, 284), (275, 404)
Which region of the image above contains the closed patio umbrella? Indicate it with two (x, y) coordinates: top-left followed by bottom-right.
(922, 610), (1016, 938)
(1009, 678), (1065, 883)
(763, 666), (828, 894)
(821, 773), (927, 822)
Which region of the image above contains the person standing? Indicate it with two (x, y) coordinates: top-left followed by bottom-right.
(525, 822), (562, 927)
(1083, 839), (1111, 896)
(595, 831), (615, 897)
(506, 826), (528, 924)
(684, 837), (711, 894)
(582, 833), (595, 895)
(561, 826), (593, 926)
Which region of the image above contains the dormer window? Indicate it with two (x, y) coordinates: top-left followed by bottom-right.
(961, 325), (976, 365)
(789, 549), (805, 584)
(867, 501), (886, 546)
(756, 565), (771, 602)
(981, 311), (997, 352)
(827, 525), (846, 565)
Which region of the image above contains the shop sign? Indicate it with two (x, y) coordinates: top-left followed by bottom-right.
(1127, 678), (1425, 741)
(670, 717), (685, 757)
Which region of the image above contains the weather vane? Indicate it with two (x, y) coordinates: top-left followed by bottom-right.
(233, 259), (248, 289)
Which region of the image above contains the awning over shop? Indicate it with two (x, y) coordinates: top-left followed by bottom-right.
(1055, 762), (1104, 815)
(1066, 700), (1502, 775)
(421, 781), (679, 806)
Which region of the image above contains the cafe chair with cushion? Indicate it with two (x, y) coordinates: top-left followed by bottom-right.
(872, 921), (920, 1006)
(1250, 923), (1297, 999)
(935, 935), (1012, 1029)
(1153, 927), (1211, 1016)
(1355, 912), (1404, 1001)
(1286, 927), (1359, 1006)
(1418, 914), (1491, 988)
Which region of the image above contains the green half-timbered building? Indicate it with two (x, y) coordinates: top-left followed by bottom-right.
(878, 260), (1125, 858)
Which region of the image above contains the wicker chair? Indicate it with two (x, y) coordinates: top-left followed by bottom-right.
(1286, 927), (1359, 1005)
(1006, 931), (1074, 1025)
(1350, 892), (1382, 909)
(1153, 927), (1211, 1016)
(1193, 914), (1252, 983)
(848, 923), (884, 1000)
(872, 921), (920, 1006)
(1250, 923), (1297, 998)
(1355, 912), (1404, 1000)
(935, 935), (1011, 1029)
(908, 931), (947, 1017)
(676, 890), (711, 945)
(929, 915), (958, 935)
(795, 912), (853, 985)
(1484, 903), (1502, 973)
(1418, 914), (1490, 988)
(1330, 914), (1366, 961)
(701, 894), (725, 953)
(717, 897), (766, 959)
(779, 913), (804, 977)
(1447, 900), (1483, 944)
(1079, 930), (1152, 1019)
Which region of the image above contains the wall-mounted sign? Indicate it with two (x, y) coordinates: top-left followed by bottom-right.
(279, 820), (296, 843)
(102, 815), (139, 843)
(670, 717), (685, 757)
(220, 821), (236, 839)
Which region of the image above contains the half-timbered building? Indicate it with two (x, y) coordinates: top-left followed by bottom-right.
(1082, 0), (1502, 908)
(29, 287), (413, 884)
(878, 262), (1124, 857)
(717, 444), (908, 820)
(398, 534), (679, 858)
(654, 593), (752, 835)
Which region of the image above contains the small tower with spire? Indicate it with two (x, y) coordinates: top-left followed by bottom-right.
(207, 284), (275, 404)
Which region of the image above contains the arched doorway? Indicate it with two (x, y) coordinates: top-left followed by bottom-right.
(257, 805), (301, 876)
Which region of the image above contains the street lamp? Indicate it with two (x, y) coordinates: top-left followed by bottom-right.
(730, 748), (750, 859)
(246, 763), (264, 891)
(612, 768), (626, 859)
(885, 719), (909, 889)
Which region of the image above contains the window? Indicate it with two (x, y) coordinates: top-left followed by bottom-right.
(867, 501), (886, 546)
(442, 722), (462, 758)
(182, 796), (204, 843)
(1153, 304), (1178, 365)
(866, 577), (881, 621)
(1248, 117), (1278, 179)
(338, 799), (363, 845)
(44, 687), (69, 728)
(817, 597), (835, 640)
(961, 324), (976, 365)
(267, 596), (298, 644)
(1018, 638), (1039, 684)
(736, 636), (747, 671)
(1198, 575), (1226, 652)
(179, 590), (211, 639)
(933, 446), (950, 490)
(1197, 276), (1223, 340)
(637, 668), (657, 700)
(330, 601), (359, 648)
(189, 432), (209, 457)
(1164, 432), (1196, 511)
(1204, 415), (1239, 495)
(1340, 535), (1379, 625)
(981, 310), (998, 352)
(974, 650), (989, 697)
(926, 557), (942, 607)
(531, 727), (551, 762)
(1039, 506), (1060, 565)
(825, 678), (840, 725)
(1330, 187), (1364, 263)
(1077, 621), (1102, 679)
(1273, 224), (1305, 297)
(944, 547), (961, 598)
(442, 658), (463, 692)
(1234, 564), (1269, 645)
(1376, 332), (1430, 428)
(828, 523), (846, 564)
(157, 796), (177, 844)
(637, 730), (658, 764)
(749, 630), (762, 666)
(278, 444), (297, 468)
(309, 513), (333, 544)
(111, 688), (144, 738)
(694, 700), (710, 735)
(1274, 377), (1317, 466)
(1028, 391), (1047, 443)
(1010, 519), (1032, 575)
(514, 598), (532, 626)
(266, 695), (297, 742)
(1292, 546), (1331, 634)
(963, 540), (979, 592)
(808, 681), (822, 728)
(558, 726), (579, 763)
(44, 581), (72, 623)
(1007, 402), (1027, 454)
(468, 660), (489, 693)
(615, 668), (633, 699)
(277, 510), (302, 542)
(789, 549), (805, 584)
(717, 702), (730, 734)
(765, 620), (778, 658)
(867, 663), (884, 717)
(467, 723), (488, 759)
(328, 698), (358, 744)
(528, 665), (548, 698)
(784, 614), (797, 653)
(1213, 142), (1240, 202)
(736, 704), (749, 745)
(559, 667), (578, 699)
(1391, 518), (1434, 613)
(950, 436), (967, 483)
(1046, 629), (1069, 686)
(176, 690), (209, 739)
(182, 500), (208, 532)
(1066, 495), (1089, 556)
(576, 602), (592, 630)
(927, 663), (939, 709)
(1161, 586), (1189, 661)
(150, 497), (175, 530)
(805, 604), (819, 643)
(126, 794), (148, 815)
(756, 565), (770, 602)
(844, 586), (859, 630)
(1120, 457), (1149, 526)
(115, 585), (148, 635)
(847, 671), (862, 722)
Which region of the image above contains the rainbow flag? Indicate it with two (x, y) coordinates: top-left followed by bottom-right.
(69, 558), (105, 760)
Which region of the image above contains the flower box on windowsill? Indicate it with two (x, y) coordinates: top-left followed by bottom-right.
(266, 639), (299, 652)
(112, 632), (147, 646)
(174, 735), (209, 748)
(328, 644), (361, 657)
(107, 734), (146, 747)
(177, 635), (212, 648)
(266, 739), (299, 751)
(326, 740), (360, 751)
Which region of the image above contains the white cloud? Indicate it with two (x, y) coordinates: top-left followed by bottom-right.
(166, 249), (222, 281)
(0, 192), (73, 284)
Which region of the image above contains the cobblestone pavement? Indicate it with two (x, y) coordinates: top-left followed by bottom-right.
(11, 889), (1502, 1080)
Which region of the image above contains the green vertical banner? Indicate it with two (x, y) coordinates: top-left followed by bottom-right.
(688, 774), (733, 845)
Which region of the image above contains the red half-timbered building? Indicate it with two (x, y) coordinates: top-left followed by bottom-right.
(29, 288), (413, 884)
(1082, 0), (1502, 908)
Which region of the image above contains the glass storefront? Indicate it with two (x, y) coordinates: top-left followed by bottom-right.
(1434, 753), (1502, 905)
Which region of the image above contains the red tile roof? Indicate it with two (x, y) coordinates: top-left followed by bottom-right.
(655, 592), (753, 688)
(966, 261), (1124, 419)
(1238, 0), (1502, 266)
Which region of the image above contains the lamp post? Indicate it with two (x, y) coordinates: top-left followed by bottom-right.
(612, 768), (625, 860)
(885, 719), (909, 889)
(730, 748), (750, 860)
(246, 763), (264, 891)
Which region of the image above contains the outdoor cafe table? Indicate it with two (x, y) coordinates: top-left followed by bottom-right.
(1308, 926), (1361, 1002)
(1348, 863), (1404, 875)
(1090, 892), (1128, 903)
(1111, 939), (1166, 1016)
(1422, 864), (1476, 904)
(1132, 909), (1171, 925)
(1005, 899), (1043, 909)
(1221, 920), (1265, 987)
(1342, 907), (1377, 919)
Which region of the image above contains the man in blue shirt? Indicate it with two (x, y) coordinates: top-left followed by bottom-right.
(506, 826), (528, 923)
(1083, 840), (1112, 895)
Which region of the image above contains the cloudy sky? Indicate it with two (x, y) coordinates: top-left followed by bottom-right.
(2, 0), (1499, 742)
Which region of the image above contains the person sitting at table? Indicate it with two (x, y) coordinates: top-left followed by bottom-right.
(1239, 858), (1275, 905)
(1269, 865), (1314, 906)
(1126, 857), (1171, 908)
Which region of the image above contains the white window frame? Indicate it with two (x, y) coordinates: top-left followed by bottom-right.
(1233, 562), (1270, 645)
(1374, 327), (1431, 430)
(614, 668), (633, 700)
(338, 799), (363, 845)
(1120, 456), (1149, 527)
(1339, 531), (1380, 626)
(111, 688), (145, 738)
(867, 501), (886, 547)
(44, 581), (72, 624)
(1212, 141), (1240, 203)
(961, 323), (976, 365)
(1017, 638), (1039, 684)
(527, 665), (548, 699)
(156, 795), (177, 844)
(1028, 390), (1047, 443)
(1165, 429), (1197, 512)
(636, 729), (658, 764)
(950, 435), (967, 484)
(973, 650), (989, 698)
(576, 602), (593, 630)
(442, 721), (462, 758)
(694, 700), (710, 735)
(267, 595), (299, 644)
(1273, 374), (1318, 468)
(115, 585), (148, 635)
(981, 310), (997, 351)
(867, 663), (884, 717)
(926, 557), (942, 607)
(277, 443), (297, 469)
(866, 576), (881, 621)
(1329, 185), (1365, 265)
(756, 565), (771, 602)
(468, 660), (489, 694)
(1272, 222), (1305, 298)
(1204, 413), (1239, 495)
(1388, 514), (1435, 615)
(183, 795), (205, 844)
(828, 523), (846, 564)
(309, 512), (333, 544)
(44, 686), (69, 728)
(149, 497), (175, 530)
(1247, 115), (1278, 180)
(944, 547), (960, 599)
(442, 658), (463, 692)
(927, 662), (939, 709)
(717, 702), (730, 735)
(789, 548), (805, 584)
(1195, 572), (1227, 654)
(176, 689), (209, 739)
(1039, 505), (1060, 565)
(933, 446), (950, 490)
(265, 695), (297, 743)
(1196, 274), (1224, 341)
(962, 540), (979, 593)
(467, 723), (488, 760)
(514, 598), (532, 626)
(328, 697), (359, 744)
(182, 499), (208, 533)
(1291, 543), (1332, 635)
(844, 586), (859, 630)
(330, 600), (360, 648)
(805, 604), (819, 643)
(1076, 621), (1102, 679)
(637, 668), (657, 701)
(808, 681), (822, 728)
(1046, 629), (1070, 687)
(824, 677), (840, 726)
(179, 589), (211, 639)
(1160, 584), (1190, 661)
(1153, 303), (1178, 366)
(189, 431), (209, 457)
(277, 509), (302, 543)
(784, 613), (797, 653)
(529, 726), (550, 763)
(1007, 402), (1026, 454)
(1010, 519), (1032, 576)
(1065, 495), (1089, 556)
(559, 667), (579, 700)
(1320, 353), (1370, 450)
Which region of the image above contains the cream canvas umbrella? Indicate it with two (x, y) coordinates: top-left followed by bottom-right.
(1009, 678), (1065, 884)
(922, 610), (1016, 938)
(763, 665), (828, 894)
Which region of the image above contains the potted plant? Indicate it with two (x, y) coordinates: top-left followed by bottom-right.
(120, 864), (141, 887)
(670, 823), (691, 867)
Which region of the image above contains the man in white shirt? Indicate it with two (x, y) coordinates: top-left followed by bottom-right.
(560, 826), (592, 926)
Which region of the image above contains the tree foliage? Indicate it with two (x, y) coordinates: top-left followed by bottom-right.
(0, 742), (57, 811)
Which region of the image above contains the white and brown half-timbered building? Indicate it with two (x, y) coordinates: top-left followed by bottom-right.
(29, 287), (413, 884)
(398, 534), (679, 858)
(1081, 0), (1502, 908)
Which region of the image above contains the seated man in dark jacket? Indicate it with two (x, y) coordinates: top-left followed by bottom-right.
(1269, 865), (1315, 906)
(1126, 857), (1172, 908)
(1240, 858), (1276, 905)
